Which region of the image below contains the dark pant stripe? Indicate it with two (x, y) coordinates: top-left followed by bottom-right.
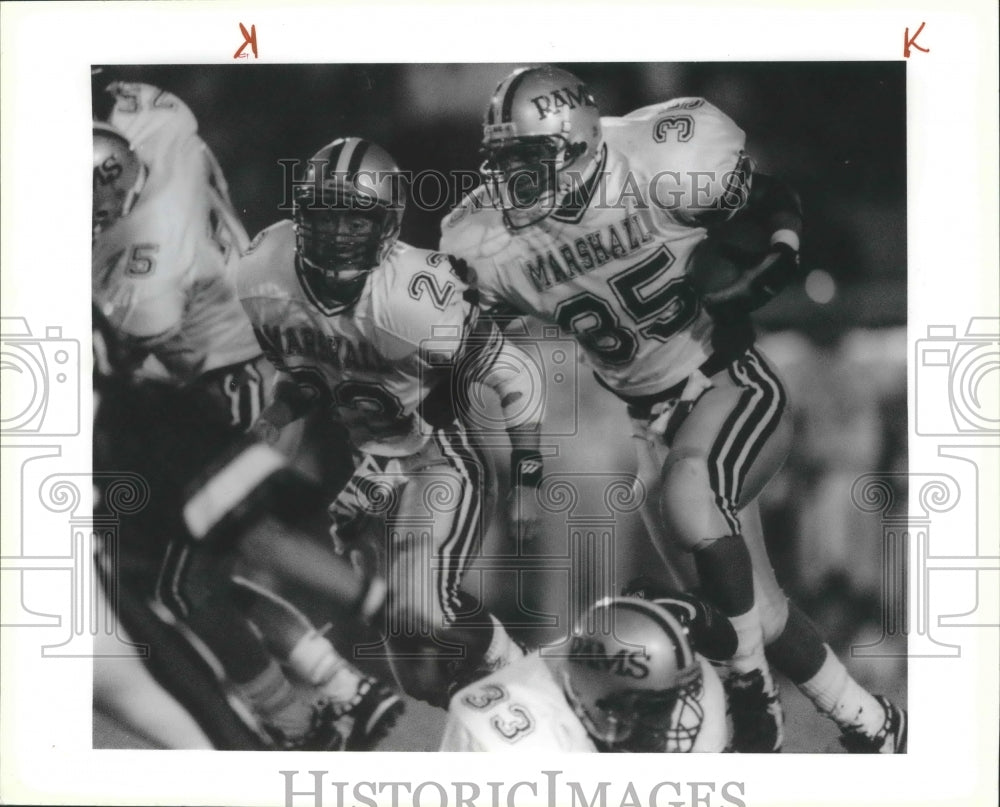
(433, 427), (483, 622)
(708, 350), (786, 533)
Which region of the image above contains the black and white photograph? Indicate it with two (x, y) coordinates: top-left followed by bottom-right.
(1, 3), (997, 807)
(87, 60), (909, 756)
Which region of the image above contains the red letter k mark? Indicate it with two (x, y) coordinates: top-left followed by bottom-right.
(234, 23), (258, 59)
(904, 21), (929, 58)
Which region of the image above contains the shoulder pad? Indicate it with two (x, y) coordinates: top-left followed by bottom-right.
(236, 220), (296, 297)
(608, 98), (747, 221)
(440, 190), (511, 264)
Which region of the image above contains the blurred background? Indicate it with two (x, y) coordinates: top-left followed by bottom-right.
(93, 63), (907, 750)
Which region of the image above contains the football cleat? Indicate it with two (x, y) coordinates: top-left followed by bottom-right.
(839, 696), (907, 754)
(724, 669), (784, 753)
(265, 702), (343, 751)
(331, 676), (405, 751)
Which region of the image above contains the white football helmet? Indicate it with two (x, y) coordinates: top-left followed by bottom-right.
(293, 137), (406, 312)
(92, 122), (146, 239)
(562, 597), (705, 752)
(480, 65), (603, 229)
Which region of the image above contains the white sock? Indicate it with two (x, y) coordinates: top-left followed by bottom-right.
(237, 659), (311, 735)
(798, 644), (885, 736)
(286, 630), (362, 704)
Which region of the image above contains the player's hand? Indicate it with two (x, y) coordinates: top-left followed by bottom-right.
(702, 245), (799, 313)
(507, 484), (543, 547)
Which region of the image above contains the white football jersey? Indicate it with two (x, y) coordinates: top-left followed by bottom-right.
(92, 82), (256, 382)
(238, 221), (482, 456)
(441, 652), (727, 752)
(441, 98), (748, 397)
(440, 654), (597, 752)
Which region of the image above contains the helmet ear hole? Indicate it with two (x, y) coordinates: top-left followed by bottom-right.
(565, 141), (587, 162)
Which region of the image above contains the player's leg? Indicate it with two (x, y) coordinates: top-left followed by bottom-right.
(697, 350), (905, 753)
(630, 422), (699, 591)
(232, 575), (404, 750)
(657, 347), (792, 751)
(156, 537), (340, 749)
(94, 571), (214, 749)
(741, 501), (906, 752)
(380, 427), (522, 707)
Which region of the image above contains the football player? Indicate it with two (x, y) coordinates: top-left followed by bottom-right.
(92, 83), (400, 749)
(441, 590), (733, 752)
(239, 136), (545, 708)
(440, 65), (906, 753)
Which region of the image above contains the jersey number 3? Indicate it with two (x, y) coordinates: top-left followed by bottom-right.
(554, 246), (699, 365)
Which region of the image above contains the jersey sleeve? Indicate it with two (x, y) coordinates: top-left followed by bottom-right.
(234, 225), (293, 370)
(376, 252), (478, 363)
(625, 98), (749, 224)
(439, 191), (512, 314)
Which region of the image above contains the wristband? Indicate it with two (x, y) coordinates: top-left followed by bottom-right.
(510, 449), (544, 489)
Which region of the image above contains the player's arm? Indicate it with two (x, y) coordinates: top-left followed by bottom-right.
(700, 172), (804, 313)
(108, 253), (186, 360)
(249, 371), (314, 445)
(408, 255), (545, 543)
(182, 436), (385, 621)
(458, 317), (545, 544)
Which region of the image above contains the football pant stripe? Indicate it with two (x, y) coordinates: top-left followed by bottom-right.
(722, 359), (774, 516)
(434, 427), (482, 622)
(730, 349), (786, 505)
(708, 350), (786, 532)
(157, 540), (192, 618)
(434, 427), (477, 622)
(707, 384), (758, 534)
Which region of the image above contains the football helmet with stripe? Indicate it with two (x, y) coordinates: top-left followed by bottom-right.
(480, 65), (603, 229)
(562, 596), (706, 752)
(92, 122), (146, 240)
(293, 137), (406, 311)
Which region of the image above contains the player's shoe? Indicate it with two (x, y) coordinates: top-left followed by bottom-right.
(725, 669), (784, 753)
(331, 676), (405, 751)
(265, 702), (343, 751)
(839, 696), (907, 753)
